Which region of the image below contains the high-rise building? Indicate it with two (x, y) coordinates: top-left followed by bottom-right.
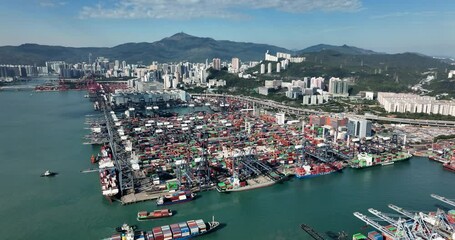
(267, 63), (272, 74)
(212, 58), (221, 70)
(347, 118), (372, 138)
(276, 62), (281, 73)
(310, 77), (324, 89)
(231, 58), (240, 73)
(260, 64), (265, 74)
(328, 77), (348, 96)
(163, 73), (172, 89)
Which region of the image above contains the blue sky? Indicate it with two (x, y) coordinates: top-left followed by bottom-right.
(1, 0), (455, 56)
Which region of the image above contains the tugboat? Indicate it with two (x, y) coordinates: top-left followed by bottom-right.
(41, 170), (58, 177)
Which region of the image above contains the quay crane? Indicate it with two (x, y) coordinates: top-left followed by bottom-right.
(354, 212), (402, 240)
(388, 204), (437, 239)
(367, 208), (416, 240)
(388, 204), (451, 240)
(431, 194), (455, 208)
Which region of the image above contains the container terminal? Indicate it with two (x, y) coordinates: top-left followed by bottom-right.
(84, 83), (413, 205)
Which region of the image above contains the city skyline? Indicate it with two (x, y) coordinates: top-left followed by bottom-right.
(1, 0), (455, 57)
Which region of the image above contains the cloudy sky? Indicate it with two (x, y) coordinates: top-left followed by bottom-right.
(1, 0), (454, 56)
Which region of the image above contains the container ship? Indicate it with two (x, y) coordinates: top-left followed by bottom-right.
(100, 168), (119, 201)
(295, 162), (343, 179)
(350, 151), (412, 169)
(156, 190), (195, 206)
(110, 217), (220, 240)
(137, 209), (173, 221)
(98, 146), (115, 169)
(428, 154), (451, 164)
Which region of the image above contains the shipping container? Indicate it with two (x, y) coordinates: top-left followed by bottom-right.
(352, 233), (367, 240)
(146, 231), (154, 240)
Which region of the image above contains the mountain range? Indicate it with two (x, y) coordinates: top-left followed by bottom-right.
(0, 33), (290, 65)
(0, 32), (390, 65)
(0, 32), (452, 67)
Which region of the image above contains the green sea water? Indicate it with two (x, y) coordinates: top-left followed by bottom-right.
(0, 90), (454, 240)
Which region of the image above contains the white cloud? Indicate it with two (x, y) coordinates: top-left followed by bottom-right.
(79, 0), (362, 19)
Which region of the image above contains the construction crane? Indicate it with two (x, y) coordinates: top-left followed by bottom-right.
(431, 194), (455, 208)
(353, 212), (400, 239)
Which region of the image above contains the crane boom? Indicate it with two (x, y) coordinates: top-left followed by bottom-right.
(353, 212), (398, 239)
(368, 209), (414, 240)
(388, 204), (415, 219)
(431, 194), (455, 207)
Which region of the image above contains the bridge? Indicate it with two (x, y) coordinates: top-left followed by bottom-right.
(193, 93), (455, 127)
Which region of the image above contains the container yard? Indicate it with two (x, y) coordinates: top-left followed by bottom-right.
(84, 83), (415, 205)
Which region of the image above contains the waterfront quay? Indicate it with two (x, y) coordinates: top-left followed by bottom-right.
(87, 86), (418, 205)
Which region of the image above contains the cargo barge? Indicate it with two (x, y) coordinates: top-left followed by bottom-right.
(110, 217), (220, 240)
(156, 190), (195, 206)
(137, 209), (173, 221)
(350, 151), (412, 169)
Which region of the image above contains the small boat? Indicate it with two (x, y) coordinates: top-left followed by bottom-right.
(381, 161), (394, 166)
(41, 170), (58, 177)
(137, 209), (173, 221)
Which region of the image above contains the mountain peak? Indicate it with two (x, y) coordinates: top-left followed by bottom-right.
(166, 32), (196, 41)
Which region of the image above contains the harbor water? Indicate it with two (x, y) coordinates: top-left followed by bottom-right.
(0, 90), (454, 239)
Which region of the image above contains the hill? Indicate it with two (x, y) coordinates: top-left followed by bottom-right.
(0, 33), (289, 65)
(298, 44), (379, 55)
(247, 50), (452, 94)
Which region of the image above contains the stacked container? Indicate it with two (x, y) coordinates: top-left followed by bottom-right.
(186, 220), (199, 235)
(195, 219), (207, 233)
(179, 222), (190, 237)
(152, 227), (163, 240)
(146, 231), (154, 240)
(352, 233), (367, 239)
(170, 224), (182, 238)
(367, 231), (383, 240)
(161, 225), (172, 240)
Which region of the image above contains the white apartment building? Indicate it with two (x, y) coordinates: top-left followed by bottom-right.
(378, 92), (455, 116)
(328, 77), (349, 96)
